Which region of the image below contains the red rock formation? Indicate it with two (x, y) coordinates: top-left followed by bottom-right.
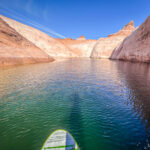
(0, 15), (77, 59)
(57, 37), (97, 57)
(0, 17), (54, 66)
(111, 16), (150, 62)
(77, 36), (86, 40)
(108, 21), (135, 37)
(91, 21), (135, 59)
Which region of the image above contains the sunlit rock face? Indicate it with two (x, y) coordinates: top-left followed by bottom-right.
(91, 21), (135, 59)
(0, 16), (54, 66)
(111, 16), (150, 62)
(0, 15), (77, 59)
(57, 36), (97, 57)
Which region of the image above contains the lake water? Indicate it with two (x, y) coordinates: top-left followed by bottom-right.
(0, 59), (150, 150)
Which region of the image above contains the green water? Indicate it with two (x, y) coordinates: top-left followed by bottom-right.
(0, 59), (150, 150)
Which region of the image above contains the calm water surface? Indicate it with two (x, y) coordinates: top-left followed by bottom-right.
(0, 59), (150, 150)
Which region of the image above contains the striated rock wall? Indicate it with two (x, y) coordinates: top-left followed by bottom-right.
(91, 21), (135, 59)
(0, 17), (54, 66)
(111, 16), (150, 62)
(0, 15), (77, 59)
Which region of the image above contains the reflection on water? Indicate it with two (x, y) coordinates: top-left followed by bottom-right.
(0, 59), (150, 150)
(117, 61), (150, 130)
(116, 61), (150, 149)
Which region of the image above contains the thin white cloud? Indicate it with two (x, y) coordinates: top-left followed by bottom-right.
(43, 5), (49, 22)
(25, 0), (34, 13)
(0, 5), (66, 38)
(25, 0), (38, 17)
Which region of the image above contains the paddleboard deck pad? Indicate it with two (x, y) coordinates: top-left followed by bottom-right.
(41, 129), (79, 150)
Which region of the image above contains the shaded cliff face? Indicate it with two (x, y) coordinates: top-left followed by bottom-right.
(91, 21), (135, 59)
(111, 16), (150, 62)
(0, 15), (77, 58)
(57, 37), (97, 57)
(0, 17), (54, 66)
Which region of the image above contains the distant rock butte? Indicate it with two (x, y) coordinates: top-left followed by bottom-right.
(111, 16), (150, 62)
(108, 21), (135, 37)
(77, 36), (86, 40)
(57, 37), (97, 57)
(0, 16), (54, 66)
(91, 21), (135, 59)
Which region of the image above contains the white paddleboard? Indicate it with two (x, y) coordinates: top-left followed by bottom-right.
(41, 129), (80, 150)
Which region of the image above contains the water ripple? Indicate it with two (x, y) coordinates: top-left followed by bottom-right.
(0, 59), (150, 150)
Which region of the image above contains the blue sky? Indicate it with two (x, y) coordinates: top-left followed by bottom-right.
(0, 0), (150, 39)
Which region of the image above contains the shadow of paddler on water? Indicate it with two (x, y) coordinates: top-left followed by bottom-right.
(67, 91), (84, 149)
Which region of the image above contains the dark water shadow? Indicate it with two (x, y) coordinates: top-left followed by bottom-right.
(117, 61), (150, 130)
(67, 91), (84, 149)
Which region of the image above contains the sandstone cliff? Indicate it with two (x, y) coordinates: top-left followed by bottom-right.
(0, 15), (77, 59)
(90, 21), (135, 59)
(57, 36), (97, 57)
(0, 16), (54, 66)
(111, 16), (150, 62)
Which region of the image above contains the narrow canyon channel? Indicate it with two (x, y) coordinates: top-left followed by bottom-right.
(0, 58), (150, 150)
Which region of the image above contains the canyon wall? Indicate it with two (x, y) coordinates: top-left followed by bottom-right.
(91, 21), (135, 59)
(0, 16), (54, 66)
(57, 36), (97, 57)
(1, 14), (150, 66)
(111, 16), (150, 62)
(0, 15), (77, 59)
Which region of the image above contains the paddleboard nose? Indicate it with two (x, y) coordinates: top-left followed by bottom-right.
(41, 129), (79, 150)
